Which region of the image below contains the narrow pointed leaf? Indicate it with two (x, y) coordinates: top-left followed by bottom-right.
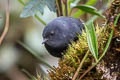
(72, 0), (97, 18)
(84, 22), (98, 61)
(74, 5), (104, 18)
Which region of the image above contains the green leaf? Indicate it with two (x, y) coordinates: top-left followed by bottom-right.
(70, 0), (81, 6)
(75, 5), (97, 11)
(86, 10), (104, 26)
(18, 0), (46, 25)
(18, 0), (25, 6)
(85, 22), (98, 62)
(98, 13), (120, 62)
(74, 5), (104, 18)
(98, 30), (113, 62)
(68, 0), (80, 15)
(20, 0), (56, 18)
(72, 0), (97, 18)
(114, 13), (120, 26)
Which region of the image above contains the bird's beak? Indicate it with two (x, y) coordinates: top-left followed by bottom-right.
(42, 38), (48, 44)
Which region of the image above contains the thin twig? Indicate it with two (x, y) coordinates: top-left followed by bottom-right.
(72, 50), (89, 80)
(64, 0), (68, 16)
(34, 14), (46, 25)
(56, 0), (60, 16)
(57, 0), (63, 16)
(79, 63), (96, 80)
(0, 0), (10, 45)
(17, 41), (53, 69)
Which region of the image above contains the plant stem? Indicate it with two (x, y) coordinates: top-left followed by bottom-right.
(18, 0), (46, 26)
(56, 0), (63, 16)
(79, 30), (113, 80)
(0, 0), (10, 45)
(68, 1), (71, 16)
(34, 14), (46, 25)
(114, 13), (120, 26)
(72, 50), (89, 80)
(17, 41), (53, 69)
(65, 0), (68, 16)
(18, 0), (25, 5)
(79, 12), (120, 79)
(79, 63), (96, 80)
(98, 30), (113, 61)
(55, 0), (60, 16)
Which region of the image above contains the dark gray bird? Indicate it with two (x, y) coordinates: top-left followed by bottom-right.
(42, 17), (84, 58)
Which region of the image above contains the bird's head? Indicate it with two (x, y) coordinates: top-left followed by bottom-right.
(42, 19), (69, 48)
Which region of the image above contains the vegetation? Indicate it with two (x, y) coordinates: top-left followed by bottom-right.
(0, 0), (120, 80)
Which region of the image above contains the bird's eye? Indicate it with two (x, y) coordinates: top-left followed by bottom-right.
(50, 33), (54, 36)
(50, 31), (54, 36)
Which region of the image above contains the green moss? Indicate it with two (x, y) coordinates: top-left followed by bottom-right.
(48, 25), (110, 80)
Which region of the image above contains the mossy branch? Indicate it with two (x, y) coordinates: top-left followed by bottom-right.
(49, 25), (110, 80)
